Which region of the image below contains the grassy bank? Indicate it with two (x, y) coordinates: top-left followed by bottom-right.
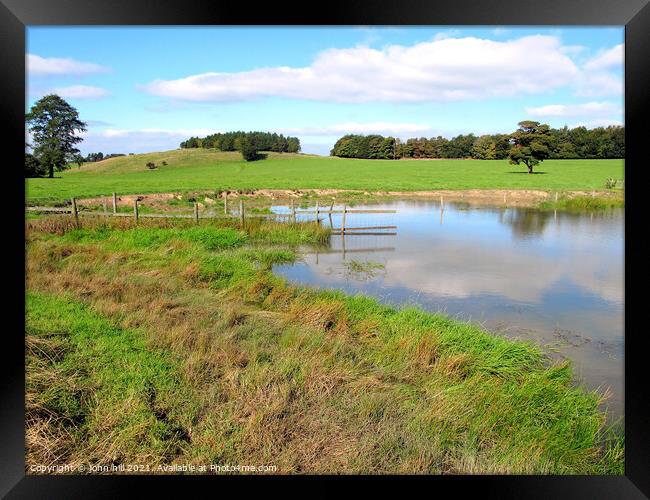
(538, 194), (625, 211)
(26, 149), (624, 203)
(26, 216), (623, 474)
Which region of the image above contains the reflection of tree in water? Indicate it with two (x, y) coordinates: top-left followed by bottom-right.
(499, 207), (622, 239)
(500, 208), (554, 239)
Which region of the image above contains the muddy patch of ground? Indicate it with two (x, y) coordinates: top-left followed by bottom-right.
(77, 188), (622, 210)
(79, 192), (176, 205)
(384, 189), (550, 206)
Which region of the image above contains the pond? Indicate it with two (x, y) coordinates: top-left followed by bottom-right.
(273, 199), (624, 420)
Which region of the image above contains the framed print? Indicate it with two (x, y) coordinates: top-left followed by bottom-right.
(3, 0), (649, 497)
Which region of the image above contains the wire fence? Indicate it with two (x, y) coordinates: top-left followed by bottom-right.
(26, 194), (398, 235)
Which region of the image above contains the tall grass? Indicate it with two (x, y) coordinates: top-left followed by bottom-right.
(538, 194), (624, 211)
(25, 216), (623, 474)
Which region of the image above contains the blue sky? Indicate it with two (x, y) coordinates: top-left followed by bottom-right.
(27, 26), (624, 156)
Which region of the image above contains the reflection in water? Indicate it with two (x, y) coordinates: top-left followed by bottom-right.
(274, 200), (624, 419)
(501, 208), (554, 239)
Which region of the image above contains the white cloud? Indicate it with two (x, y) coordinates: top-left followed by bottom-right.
(574, 44), (623, 97)
(559, 45), (587, 56)
(77, 128), (220, 154)
(27, 54), (110, 76)
(281, 122), (432, 136)
(432, 29), (462, 41)
(95, 128), (217, 138)
(142, 35), (583, 104)
(526, 101), (622, 118)
(568, 119), (624, 128)
(584, 44), (623, 70)
(49, 85), (111, 99)
(575, 71), (623, 97)
(85, 120), (112, 127)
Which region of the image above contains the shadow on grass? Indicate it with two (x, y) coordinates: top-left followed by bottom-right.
(246, 153), (268, 162)
(506, 171), (547, 175)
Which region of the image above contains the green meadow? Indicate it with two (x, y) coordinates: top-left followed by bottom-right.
(26, 149), (624, 203)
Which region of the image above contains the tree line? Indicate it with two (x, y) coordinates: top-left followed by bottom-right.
(84, 152), (127, 162)
(180, 131), (301, 155)
(330, 124), (624, 160)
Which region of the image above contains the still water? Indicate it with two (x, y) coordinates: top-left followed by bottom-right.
(273, 200), (624, 419)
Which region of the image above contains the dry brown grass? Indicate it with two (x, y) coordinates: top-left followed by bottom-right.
(288, 297), (350, 335)
(25, 332), (82, 469)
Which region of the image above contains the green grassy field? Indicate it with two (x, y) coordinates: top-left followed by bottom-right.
(26, 216), (623, 474)
(26, 149), (624, 203)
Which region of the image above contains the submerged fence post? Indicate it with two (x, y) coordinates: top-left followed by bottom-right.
(341, 204), (347, 234)
(315, 201), (319, 223)
(194, 202), (199, 223)
(71, 197), (79, 228)
(112, 192), (117, 214)
(440, 195), (444, 210)
(239, 199), (245, 227)
(133, 199), (139, 223)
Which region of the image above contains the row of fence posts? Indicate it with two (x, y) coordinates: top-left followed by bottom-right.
(67, 192), (335, 229)
(62, 193), (396, 234)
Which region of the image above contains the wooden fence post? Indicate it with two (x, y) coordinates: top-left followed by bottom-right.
(133, 199), (139, 223)
(71, 197), (79, 228)
(103, 200), (108, 216)
(291, 199), (296, 224)
(239, 199), (245, 227)
(224, 193), (228, 214)
(341, 204), (347, 234)
(194, 202), (199, 223)
(329, 200), (334, 229)
(440, 195), (444, 210)
(315, 201), (319, 223)
(112, 192), (117, 214)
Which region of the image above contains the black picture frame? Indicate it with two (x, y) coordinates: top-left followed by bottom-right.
(3, 0), (648, 497)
